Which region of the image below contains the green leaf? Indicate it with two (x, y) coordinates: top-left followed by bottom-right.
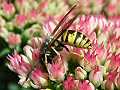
(0, 48), (11, 58)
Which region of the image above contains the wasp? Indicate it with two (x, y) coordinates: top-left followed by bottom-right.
(23, 3), (92, 85)
(40, 4), (92, 64)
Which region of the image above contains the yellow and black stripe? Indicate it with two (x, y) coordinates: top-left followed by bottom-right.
(61, 30), (92, 49)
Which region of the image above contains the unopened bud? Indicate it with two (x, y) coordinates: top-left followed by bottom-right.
(75, 67), (87, 80)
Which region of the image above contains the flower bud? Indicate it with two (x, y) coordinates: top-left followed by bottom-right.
(75, 67), (87, 80)
(5, 22), (14, 31)
(7, 33), (21, 46)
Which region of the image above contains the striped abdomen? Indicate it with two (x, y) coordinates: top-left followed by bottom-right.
(61, 30), (92, 49)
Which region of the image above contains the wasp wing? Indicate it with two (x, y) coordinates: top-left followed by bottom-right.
(51, 4), (77, 35)
(49, 3), (80, 47)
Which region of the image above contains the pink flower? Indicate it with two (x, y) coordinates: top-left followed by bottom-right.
(97, 15), (108, 31)
(29, 37), (43, 49)
(30, 10), (37, 18)
(23, 45), (41, 63)
(7, 33), (21, 46)
(2, 2), (15, 16)
(15, 14), (27, 28)
(63, 75), (77, 90)
(31, 67), (48, 88)
(64, 77), (95, 90)
(32, 49), (40, 61)
(107, 3), (117, 16)
(107, 33), (120, 50)
(84, 50), (96, 63)
(104, 69), (118, 90)
(107, 33), (117, 45)
(109, 16), (120, 28)
(108, 53), (120, 71)
(93, 42), (108, 62)
(6, 3), (120, 89)
(47, 55), (67, 81)
(83, 50), (97, 71)
(89, 66), (103, 87)
(43, 17), (56, 35)
(7, 45), (47, 88)
(37, 0), (48, 11)
(27, 9), (38, 22)
(79, 80), (95, 90)
(7, 52), (31, 76)
(77, 16), (95, 35)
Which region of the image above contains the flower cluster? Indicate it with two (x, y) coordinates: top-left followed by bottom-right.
(1, 0), (120, 90)
(67, 0), (120, 16)
(0, 0), (68, 57)
(7, 14), (120, 90)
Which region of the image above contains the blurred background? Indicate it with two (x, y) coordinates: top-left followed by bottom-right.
(0, 0), (120, 90)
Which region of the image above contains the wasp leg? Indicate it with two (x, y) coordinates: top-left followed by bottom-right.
(51, 47), (60, 56)
(21, 68), (34, 86)
(45, 54), (48, 65)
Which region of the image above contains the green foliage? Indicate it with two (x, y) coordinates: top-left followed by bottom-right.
(8, 83), (35, 90)
(68, 59), (80, 74)
(48, 80), (63, 90)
